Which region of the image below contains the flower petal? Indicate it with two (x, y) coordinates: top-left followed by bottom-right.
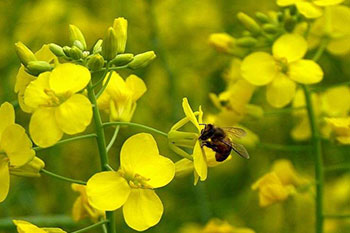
(313, 0), (345, 6)
(327, 36), (350, 56)
(321, 86), (350, 116)
(86, 171), (130, 211)
(276, 0), (301, 6)
(125, 75), (147, 101)
(123, 189), (163, 231)
(266, 73), (296, 108)
(1, 124), (35, 167)
(0, 102), (15, 139)
(296, 2), (323, 18)
(182, 98), (200, 131)
(241, 52), (277, 86)
(15, 67), (35, 113)
(0, 159), (9, 203)
(29, 108), (63, 148)
(288, 59), (323, 84)
(13, 220), (48, 233)
(24, 72), (51, 109)
(193, 141), (207, 181)
(121, 133), (175, 188)
(273, 34), (307, 62)
(49, 64), (91, 95)
(55, 94), (92, 135)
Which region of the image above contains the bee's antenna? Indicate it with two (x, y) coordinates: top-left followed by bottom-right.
(199, 123), (206, 126)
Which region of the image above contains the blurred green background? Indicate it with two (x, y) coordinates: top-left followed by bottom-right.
(0, 0), (349, 232)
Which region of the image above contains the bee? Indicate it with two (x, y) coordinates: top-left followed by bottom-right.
(199, 124), (250, 162)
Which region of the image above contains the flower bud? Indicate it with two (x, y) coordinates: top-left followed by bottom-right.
(113, 17), (128, 54)
(69, 24), (87, 50)
(263, 24), (280, 34)
(127, 51), (156, 69)
(110, 53), (134, 66)
(255, 12), (270, 23)
(10, 157), (45, 178)
(63, 46), (72, 57)
(49, 43), (65, 57)
(87, 54), (104, 71)
(73, 40), (85, 51)
(236, 37), (257, 47)
(15, 42), (37, 66)
(70, 46), (83, 60)
(103, 27), (118, 60)
(209, 33), (235, 54)
(92, 39), (103, 54)
(26, 61), (53, 76)
(237, 12), (261, 35)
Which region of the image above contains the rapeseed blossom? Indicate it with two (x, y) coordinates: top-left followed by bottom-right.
(86, 133), (175, 231)
(71, 183), (105, 222)
(24, 63), (92, 147)
(325, 117), (350, 144)
(277, 0), (345, 18)
(13, 220), (66, 233)
(97, 72), (146, 122)
(241, 33), (323, 108)
(0, 102), (35, 203)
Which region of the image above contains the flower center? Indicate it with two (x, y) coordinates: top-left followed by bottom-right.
(274, 57), (289, 73)
(120, 170), (152, 189)
(43, 89), (72, 107)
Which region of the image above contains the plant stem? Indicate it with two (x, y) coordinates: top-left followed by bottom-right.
(312, 38), (329, 62)
(96, 70), (113, 98)
(87, 80), (116, 233)
(302, 85), (324, 233)
(103, 122), (168, 137)
(40, 169), (86, 185)
(34, 134), (97, 152)
(71, 220), (109, 233)
(106, 126), (120, 152)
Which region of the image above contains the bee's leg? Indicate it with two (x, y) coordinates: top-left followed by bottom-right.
(203, 141), (217, 150)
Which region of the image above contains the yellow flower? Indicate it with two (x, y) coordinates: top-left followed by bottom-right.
(277, 0), (345, 18)
(208, 33), (246, 56)
(15, 44), (58, 113)
(308, 5), (350, 56)
(86, 133), (175, 231)
(13, 220), (66, 233)
(23, 63), (92, 148)
(251, 159), (304, 207)
(97, 72), (147, 122)
(203, 219), (255, 233)
(241, 33), (323, 108)
(71, 183), (105, 222)
(325, 117), (350, 144)
(0, 102), (35, 203)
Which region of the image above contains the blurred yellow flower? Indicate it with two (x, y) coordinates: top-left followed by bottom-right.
(252, 159), (306, 207)
(23, 63), (92, 148)
(97, 72), (147, 122)
(241, 33), (323, 108)
(71, 183), (105, 222)
(277, 0), (345, 18)
(209, 33), (246, 56)
(13, 220), (66, 233)
(0, 102), (35, 203)
(179, 219), (255, 233)
(86, 133), (175, 231)
(308, 5), (350, 56)
(15, 44), (58, 113)
(325, 117), (350, 144)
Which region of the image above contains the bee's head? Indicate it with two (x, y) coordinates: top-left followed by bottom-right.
(199, 124), (214, 140)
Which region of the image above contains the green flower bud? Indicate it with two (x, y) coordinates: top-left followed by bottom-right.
(103, 27), (118, 60)
(236, 37), (258, 47)
(262, 24), (280, 34)
(255, 12), (270, 23)
(113, 17), (128, 54)
(69, 24), (87, 50)
(10, 156), (45, 178)
(26, 61), (53, 76)
(87, 54), (105, 71)
(110, 53), (134, 66)
(15, 42), (37, 66)
(73, 40), (85, 51)
(237, 12), (261, 36)
(49, 43), (65, 57)
(127, 51), (156, 69)
(70, 46), (83, 60)
(92, 39), (103, 54)
(63, 46), (71, 57)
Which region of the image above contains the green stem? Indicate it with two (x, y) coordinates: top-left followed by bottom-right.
(96, 70), (113, 99)
(106, 126), (120, 152)
(0, 215), (75, 229)
(34, 134), (97, 152)
(71, 220), (109, 233)
(40, 169), (86, 185)
(323, 214), (350, 219)
(87, 81), (116, 233)
(302, 85), (324, 233)
(258, 142), (311, 152)
(103, 122), (168, 137)
(312, 38), (329, 62)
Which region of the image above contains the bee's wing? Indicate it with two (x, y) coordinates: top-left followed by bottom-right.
(230, 141), (250, 159)
(221, 127), (247, 138)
